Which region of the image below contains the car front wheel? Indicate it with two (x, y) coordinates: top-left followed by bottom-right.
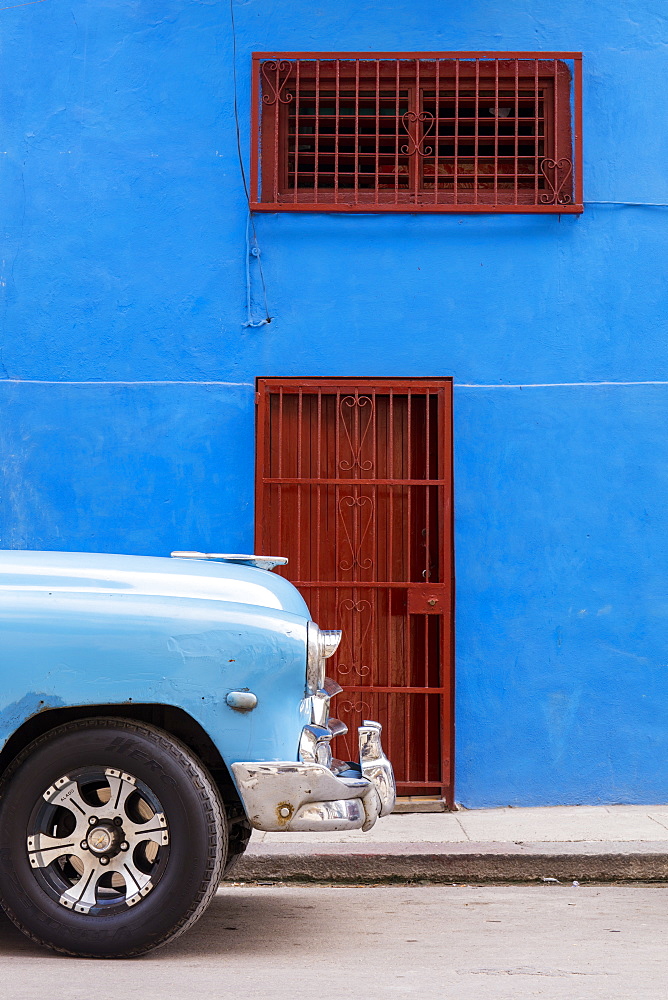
(0, 718), (227, 957)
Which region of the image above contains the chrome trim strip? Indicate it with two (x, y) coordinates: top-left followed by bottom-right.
(170, 552), (288, 571)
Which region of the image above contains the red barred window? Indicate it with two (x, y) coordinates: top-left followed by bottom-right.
(251, 52), (582, 213)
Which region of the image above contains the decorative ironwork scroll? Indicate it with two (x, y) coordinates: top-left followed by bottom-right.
(338, 495), (375, 572)
(339, 699), (372, 718)
(261, 60), (293, 106)
(539, 157), (573, 206)
(339, 395), (375, 473)
(337, 598), (372, 678)
(401, 110), (434, 156)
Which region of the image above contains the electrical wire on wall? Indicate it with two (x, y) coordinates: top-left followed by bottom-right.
(586, 201), (668, 208)
(0, 0), (50, 9)
(230, 0), (271, 328)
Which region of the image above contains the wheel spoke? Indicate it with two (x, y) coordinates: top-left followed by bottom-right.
(43, 776), (91, 819)
(125, 811), (169, 849)
(26, 832), (84, 869)
(104, 768), (137, 815)
(61, 858), (101, 914)
(117, 856), (153, 906)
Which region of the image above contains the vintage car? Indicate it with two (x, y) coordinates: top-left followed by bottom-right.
(0, 549), (394, 957)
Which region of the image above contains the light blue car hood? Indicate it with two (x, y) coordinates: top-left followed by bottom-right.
(0, 550), (310, 618)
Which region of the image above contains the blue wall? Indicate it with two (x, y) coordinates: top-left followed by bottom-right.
(2, 0), (668, 805)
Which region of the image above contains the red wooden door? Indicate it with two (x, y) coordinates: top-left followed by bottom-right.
(255, 377), (454, 803)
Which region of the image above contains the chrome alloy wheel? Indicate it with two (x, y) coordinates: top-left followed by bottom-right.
(26, 767), (169, 915)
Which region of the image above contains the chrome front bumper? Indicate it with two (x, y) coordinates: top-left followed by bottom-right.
(231, 721), (396, 832)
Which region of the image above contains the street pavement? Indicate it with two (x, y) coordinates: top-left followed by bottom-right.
(2, 884), (667, 999)
(237, 803), (668, 882)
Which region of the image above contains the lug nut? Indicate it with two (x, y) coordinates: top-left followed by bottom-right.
(80, 841), (88, 850)
(88, 816), (98, 825)
(113, 817), (123, 826)
(120, 841), (129, 851)
(99, 857), (110, 866)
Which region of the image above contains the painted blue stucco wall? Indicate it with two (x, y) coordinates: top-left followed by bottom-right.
(2, 1), (668, 805)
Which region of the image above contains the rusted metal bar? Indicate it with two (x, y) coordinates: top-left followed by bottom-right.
(250, 54), (260, 200)
(292, 59), (300, 201)
(262, 478), (449, 486)
(394, 59), (400, 205)
(354, 59), (360, 202)
(374, 60), (380, 206)
(493, 58), (499, 206)
(314, 59), (321, 202)
(534, 58), (539, 203)
(574, 54), (584, 205)
(334, 58), (341, 204)
(514, 59), (519, 203)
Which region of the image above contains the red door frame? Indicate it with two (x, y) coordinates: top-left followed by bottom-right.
(255, 376), (455, 804)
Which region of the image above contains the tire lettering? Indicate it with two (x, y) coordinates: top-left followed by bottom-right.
(105, 737), (134, 752)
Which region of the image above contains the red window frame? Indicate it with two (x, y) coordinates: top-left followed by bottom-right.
(251, 52), (583, 213)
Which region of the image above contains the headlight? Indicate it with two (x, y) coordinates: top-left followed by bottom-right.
(306, 622), (342, 694)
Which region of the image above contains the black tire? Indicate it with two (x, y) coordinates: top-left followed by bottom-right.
(0, 718), (227, 958)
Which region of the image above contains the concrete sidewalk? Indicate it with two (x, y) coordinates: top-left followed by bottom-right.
(229, 805), (668, 884)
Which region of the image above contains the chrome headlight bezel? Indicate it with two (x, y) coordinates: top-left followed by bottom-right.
(306, 621), (342, 695)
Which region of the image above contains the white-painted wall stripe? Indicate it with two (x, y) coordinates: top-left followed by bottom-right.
(456, 381), (668, 388)
(1, 379), (667, 389)
(0, 380), (254, 387)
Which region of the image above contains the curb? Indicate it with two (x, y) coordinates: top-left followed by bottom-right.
(227, 846), (668, 884)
